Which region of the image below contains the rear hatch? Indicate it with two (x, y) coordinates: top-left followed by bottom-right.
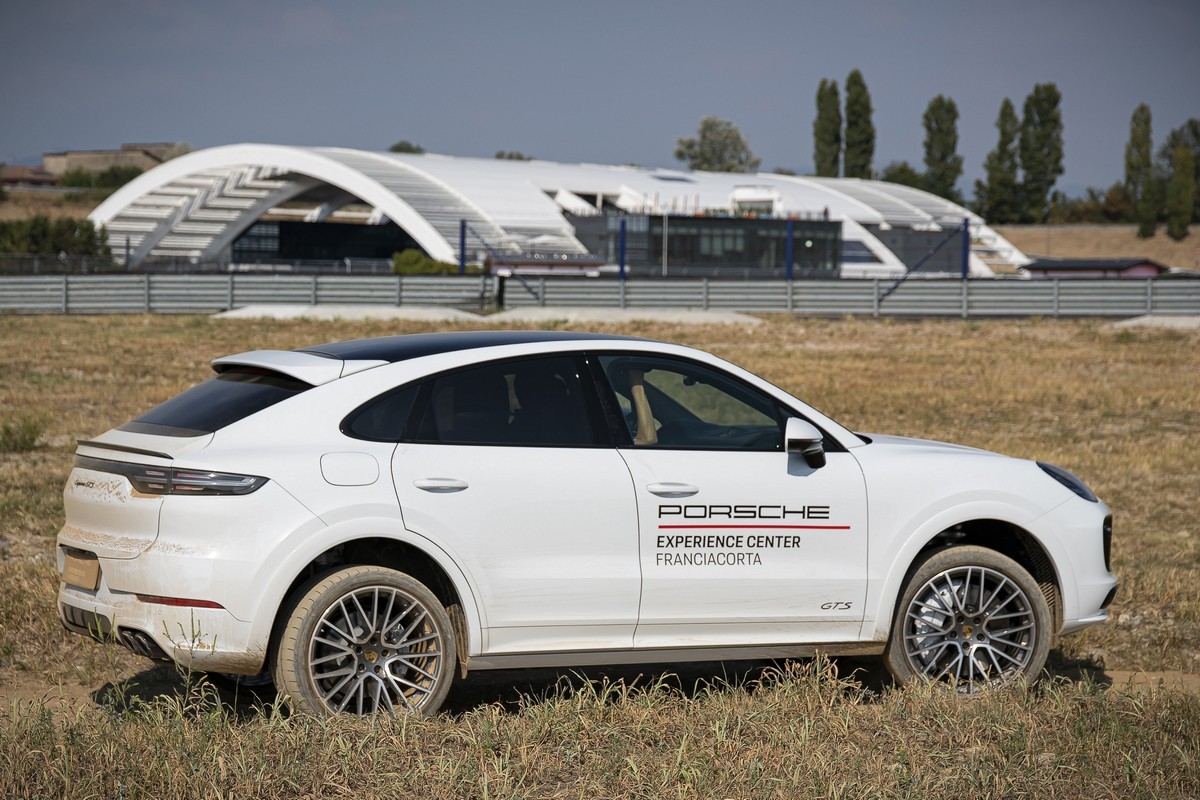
(61, 349), (378, 559)
(65, 434), (211, 559)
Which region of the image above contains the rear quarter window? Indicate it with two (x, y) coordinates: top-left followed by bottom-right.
(118, 367), (311, 437)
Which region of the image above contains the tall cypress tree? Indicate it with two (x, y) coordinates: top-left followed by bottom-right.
(843, 70), (875, 179)
(1018, 83), (1064, 223)
(1157, 119), (1200, 223)
(1166, 145), (1195, 240)
(974, 99), (1020, 223)
(813, 79), (842, 177)
(1125, 103), (1156, 237)
(922, 95), (963, 203)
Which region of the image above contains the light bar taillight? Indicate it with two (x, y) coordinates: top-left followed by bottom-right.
(75, 456), (267, 496)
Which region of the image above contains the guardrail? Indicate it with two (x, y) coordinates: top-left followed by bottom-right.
(1, 275), (1197, 317)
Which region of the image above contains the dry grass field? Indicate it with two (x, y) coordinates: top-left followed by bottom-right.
(1, 314), (1198, 798)
(995, 223), (1200, 270)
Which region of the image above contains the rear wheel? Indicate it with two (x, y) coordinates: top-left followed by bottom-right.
(273, 566), (455, 716)
(885, 546), (1050, 693)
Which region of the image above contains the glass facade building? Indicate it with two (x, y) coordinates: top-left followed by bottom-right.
(573, 214), (841, 278)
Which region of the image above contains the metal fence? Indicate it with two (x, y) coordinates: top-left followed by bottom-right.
(1, 274), (1198, 317)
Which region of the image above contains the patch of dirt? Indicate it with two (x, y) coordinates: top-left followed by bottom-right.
(1102, 670), (1200, 694)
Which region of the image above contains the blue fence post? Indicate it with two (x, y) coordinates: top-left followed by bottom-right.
(961, 217), (970, 280)
(785, 218), (795, 282)
(618, 218), (627, 280)
(458, 219), (467, 275)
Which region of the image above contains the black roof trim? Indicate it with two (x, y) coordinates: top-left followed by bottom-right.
(298, 330), (646, 363)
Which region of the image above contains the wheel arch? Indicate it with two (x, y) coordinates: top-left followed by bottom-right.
(910, 520), (1063, 645)
(249, 524), (485, 675)
(269, 536), (478, 679)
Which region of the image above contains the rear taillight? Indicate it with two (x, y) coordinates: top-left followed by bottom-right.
(75, 456), (267, 496)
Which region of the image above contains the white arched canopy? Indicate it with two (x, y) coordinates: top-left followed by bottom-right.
(92, 144), (1027, 276)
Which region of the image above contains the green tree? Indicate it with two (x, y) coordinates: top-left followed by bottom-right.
(843, 70), (875, 179)
(0, 163), (5, 203)
(58, 165), (142, 190)
(922, 95), (963, 203)
(1166, 145), (1195, 240)
(973, 99), (1021, 223)
(879, 161), (925, 190)
(813, 79), (841, 177)
(0, 216), (110, 256)
(673, 117), (760, 173)
(1125, 103), (1157, 238)
(1018, 83), (1064, 222)
(1157, 118), (1200, 222)
(388, 140), (425, 154)
(1101, 181), (1133, 221)
(494, 151), (534, 160)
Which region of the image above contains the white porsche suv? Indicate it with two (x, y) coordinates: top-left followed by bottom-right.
(57, 331), (1117, 715)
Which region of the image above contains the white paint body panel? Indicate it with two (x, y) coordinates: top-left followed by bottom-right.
(622, 448), (868, 647)
(393, 443), (641, 653)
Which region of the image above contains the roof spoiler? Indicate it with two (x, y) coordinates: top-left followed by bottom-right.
(210, 350), (388, 386)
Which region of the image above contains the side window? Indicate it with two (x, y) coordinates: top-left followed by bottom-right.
(342, 384), (419, 442)
(411, 356), (595, 447)
(597, 355), (782, 451)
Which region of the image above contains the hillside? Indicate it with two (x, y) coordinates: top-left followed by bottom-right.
(995, 224), (1200, 271)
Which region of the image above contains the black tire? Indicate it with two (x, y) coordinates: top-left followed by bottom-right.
(272, 566), (456, 716)
(885, 545), (1051, 693)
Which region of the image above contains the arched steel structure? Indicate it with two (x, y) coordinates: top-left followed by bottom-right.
(91, 144), (1029, 277)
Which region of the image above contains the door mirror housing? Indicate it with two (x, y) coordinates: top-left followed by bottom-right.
(785, 417), (826, 469)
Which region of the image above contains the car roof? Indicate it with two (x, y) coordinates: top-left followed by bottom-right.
(297, 330), (646, 363)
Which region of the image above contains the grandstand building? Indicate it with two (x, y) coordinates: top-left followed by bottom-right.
(90, 144), (1029, 277)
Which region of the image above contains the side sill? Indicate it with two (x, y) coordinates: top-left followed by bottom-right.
(466, 641), (885, 672)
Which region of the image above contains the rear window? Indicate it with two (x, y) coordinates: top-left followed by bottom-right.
(118, 367), (311, 437)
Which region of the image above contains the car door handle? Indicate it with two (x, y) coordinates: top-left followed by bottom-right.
(413, 478), (469, 492)
(647, 482), (699, 497)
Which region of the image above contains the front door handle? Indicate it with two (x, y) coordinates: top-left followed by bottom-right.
(414, 477), (469, 492)
(647, 482), (699, 497)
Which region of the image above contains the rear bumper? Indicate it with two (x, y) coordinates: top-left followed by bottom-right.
(57, 577), (267, 675)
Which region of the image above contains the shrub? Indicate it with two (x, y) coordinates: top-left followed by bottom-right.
(392, 248), (460, 275)
(0, 413), (47, 452)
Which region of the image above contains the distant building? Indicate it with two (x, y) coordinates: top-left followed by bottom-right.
(0, 165), (58, 187)
(41, 143), (188, 176)
(90, 144), (1031, 276)
(1025, 258), (1169, 279)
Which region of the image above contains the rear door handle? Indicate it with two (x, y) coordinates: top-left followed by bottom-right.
(414, 478), (469, 492)
(647, 482), (699, 497)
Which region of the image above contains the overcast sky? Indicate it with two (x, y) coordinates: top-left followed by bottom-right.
(3, 0), (1196, 198)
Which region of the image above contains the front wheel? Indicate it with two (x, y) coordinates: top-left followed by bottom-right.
(885, 546), (1051, 693)
(273, 566), (456, 716)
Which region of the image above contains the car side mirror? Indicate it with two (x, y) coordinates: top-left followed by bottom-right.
(785, 417), (826, 469)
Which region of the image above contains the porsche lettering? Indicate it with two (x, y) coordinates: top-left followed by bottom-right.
(658, 504), (831, 520)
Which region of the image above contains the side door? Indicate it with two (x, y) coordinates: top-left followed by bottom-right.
(594, 353), (868, 648)
(388, 354), (641, 656)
